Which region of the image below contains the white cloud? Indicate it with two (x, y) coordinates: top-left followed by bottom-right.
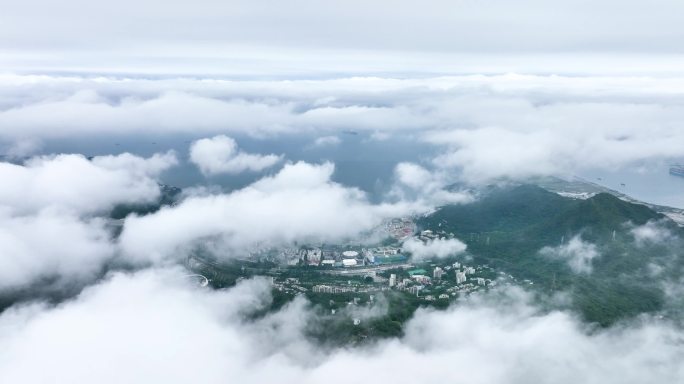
(392, 162), (474, 205)
(630, 220), (674, 247)
(0, 151), (176, 291)
(2, 138), (42, 158)
(424, 96), (684, 183)
(190, 135), (282, 175)
(119, 161), (421, 263)
(3, 74), (683, 186)
(311, 135), (341, 147)
(395, 162), (434, 190)
(540, 235), (599, 274)
(402, 236), (467, 260)
(0, 269), (274, 383)
(1, 270), (683, 384)
(0, 209), (114, 291)
(0, 83), (427, 141)
(91, 151), (178, 178)
(0, 152), (177, 215)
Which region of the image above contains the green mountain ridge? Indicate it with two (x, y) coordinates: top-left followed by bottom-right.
(419, 184), (684, 326)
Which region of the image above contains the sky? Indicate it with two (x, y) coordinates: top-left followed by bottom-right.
(2, 0), (684, 76)
(2, 1), (684, 383)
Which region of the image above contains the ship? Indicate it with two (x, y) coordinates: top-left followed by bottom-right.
(670, 164), (684, 177)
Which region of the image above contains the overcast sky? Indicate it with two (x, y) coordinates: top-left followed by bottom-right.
(3, 0), (684, 75)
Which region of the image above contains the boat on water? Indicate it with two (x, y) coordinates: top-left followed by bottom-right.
(670, 165), (684, 177)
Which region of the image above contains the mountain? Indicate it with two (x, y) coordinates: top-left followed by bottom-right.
(418, 184), (683, 326)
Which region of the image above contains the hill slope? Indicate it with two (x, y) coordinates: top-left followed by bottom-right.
(418, 184), (682, 325)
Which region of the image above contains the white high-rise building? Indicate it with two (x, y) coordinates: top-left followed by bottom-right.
(389, 274), (397, 287)
(433, 267), (444, 280)
(408, 285), (423, 296)
(456, 271), (467, 284)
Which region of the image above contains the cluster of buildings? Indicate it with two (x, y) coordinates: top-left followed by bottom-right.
(272, 277), (309, 294)
(277, 245), (409, 268)
(387, 262), (490, 298)
(417, 229), (439, 242)
(312, 285), (356, 294)
(254, 217), (417, 269)
(311, 283), (390, 294)
(417, 229), (458, 243)
(386, 218), (417, 240)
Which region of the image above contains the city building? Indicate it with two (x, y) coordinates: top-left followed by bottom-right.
(342, 250), (359, 259)
(342, 259), (358, 267)
(433, 267), (444, 280)
(389, 274), (397, 287)
(313, 285), (355, 293)
(456, 271), (467, 284)
(411, 275), (431, 284)
(408, 285), (423, 296)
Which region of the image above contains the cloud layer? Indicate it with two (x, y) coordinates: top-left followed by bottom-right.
(1, 269), (683, 384)
(2, 74), (684, 185)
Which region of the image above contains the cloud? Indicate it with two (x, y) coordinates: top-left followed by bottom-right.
(3, 74), (684, 186)
(190, 135), (282, 175)
(0, 151), (176, 291)
(311, 135), (341, 147)
(0, 151), (176, 215)
(426, 103), (684, 184)
(540, 235), (599, 274)
(630, 220), (674, 247)
(2, 138), (42, 158)
(394, 162), (434, 190)
(91, 151), (178, 178)
(0, 209), (114, 291)
(119, 161), (421, 264)
(392, 162), (474, 205)
(0, 269), (275, 383)
(0, 91), (298, 140)
(402, 236), (467, 260)
(1, 269), (683, 384)
(0, 83), (426, 141)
